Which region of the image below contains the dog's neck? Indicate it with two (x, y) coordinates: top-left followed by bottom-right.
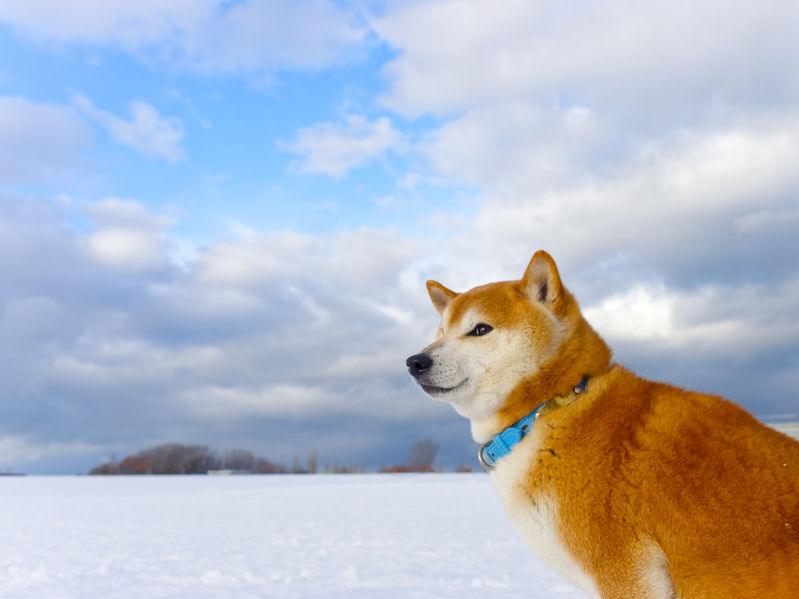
(469, 371), (587, 442)
(470, 318), (612, 442)
(477, 376), (589, 469)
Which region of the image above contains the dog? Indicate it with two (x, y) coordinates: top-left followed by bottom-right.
(406, 250), (799, 598)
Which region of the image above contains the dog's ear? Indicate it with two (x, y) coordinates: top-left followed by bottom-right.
(522, 250), (565, 315)
(426, 280), (458, 314)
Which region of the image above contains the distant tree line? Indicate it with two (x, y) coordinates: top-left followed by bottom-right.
(89, 444), (287, 475)
(89, 439), (475, 475)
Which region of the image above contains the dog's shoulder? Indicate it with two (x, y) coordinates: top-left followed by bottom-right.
(496, 364), (799, 596)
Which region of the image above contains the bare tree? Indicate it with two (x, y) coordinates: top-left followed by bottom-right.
(89, 462), (118, 475)
(140, 444), (219, 474)
(223, 449), (256, 471)
(291, 454), (306, 474)
(254, 457), (286, 474)
(118, 455), (153, 475)
(409, 438), (438, 472)
(142, 444), (186, 474)
(307, 452), (318, 474)
(89, 443), (288, 475)
(182, 445), (219, 474)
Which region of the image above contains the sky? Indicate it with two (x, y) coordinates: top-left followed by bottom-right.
(1, 0), (798, 474)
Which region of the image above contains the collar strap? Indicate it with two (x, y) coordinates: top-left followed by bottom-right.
(478, 376), (588, 471)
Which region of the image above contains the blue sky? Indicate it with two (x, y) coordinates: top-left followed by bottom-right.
(0, 15), (411, 236)
(1, 0), (798, 473)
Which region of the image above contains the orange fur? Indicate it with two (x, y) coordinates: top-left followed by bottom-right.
(412, 250), (799, 598)
(537, 366), (799, 598)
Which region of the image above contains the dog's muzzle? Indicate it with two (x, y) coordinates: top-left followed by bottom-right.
(406, 353), (433, 379)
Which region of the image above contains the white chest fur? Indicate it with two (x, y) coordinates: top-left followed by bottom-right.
(490, 437), (601, 599)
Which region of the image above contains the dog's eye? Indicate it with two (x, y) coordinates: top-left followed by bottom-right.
(467, 323), (493, 337)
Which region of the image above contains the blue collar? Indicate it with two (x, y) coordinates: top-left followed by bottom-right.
(477, 377), (588, 471)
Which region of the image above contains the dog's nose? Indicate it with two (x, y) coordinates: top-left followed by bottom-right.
(406, 353), (433, 377)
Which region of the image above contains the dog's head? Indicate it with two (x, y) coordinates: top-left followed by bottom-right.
(406, 250), (579, 429)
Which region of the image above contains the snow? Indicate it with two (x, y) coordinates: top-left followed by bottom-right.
(0, 473), (589, 598)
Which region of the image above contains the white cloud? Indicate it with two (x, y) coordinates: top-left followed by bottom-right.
(182, 0), (365, 74)
(0, 95), (89, 183)
(420, 103), (603, 191)
(367, 0), (799, 302)
(0, 296), (70, 343)
(82, 198), (175, 272)
(180, 383), (335, 419)
(374, 0), (799, 118)
(286, 115), (404, 178)
(0, 0), (201, 46)
(584, 285), (674, 341)
(418, 112), (799, 291)
(73, 94), (185, 162)
(51, 340), (224, 389)
(85, 229), (170, 272)
(0, 0), (365, 75)
(733, 209), (799, 236)
(583, 277), (799, 362)
(87, 197), (175, 230)
(195, 231), (318, 286)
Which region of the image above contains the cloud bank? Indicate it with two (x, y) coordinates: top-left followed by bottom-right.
(0, 0), (797, 473)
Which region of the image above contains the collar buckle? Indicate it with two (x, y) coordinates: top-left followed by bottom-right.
(478, 440), (497, 471)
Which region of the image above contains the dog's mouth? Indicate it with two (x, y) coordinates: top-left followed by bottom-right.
(419, 379), (468, 396)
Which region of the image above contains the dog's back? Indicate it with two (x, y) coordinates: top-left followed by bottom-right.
(534, 365), (799, 598)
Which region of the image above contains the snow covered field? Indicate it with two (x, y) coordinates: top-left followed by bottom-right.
(0, 473), (588, 598)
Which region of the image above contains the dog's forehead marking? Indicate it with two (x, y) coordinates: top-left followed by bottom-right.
(443, 281), (521, 329)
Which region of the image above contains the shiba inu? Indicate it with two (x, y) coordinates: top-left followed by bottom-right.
(406, 250), (799, 599)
